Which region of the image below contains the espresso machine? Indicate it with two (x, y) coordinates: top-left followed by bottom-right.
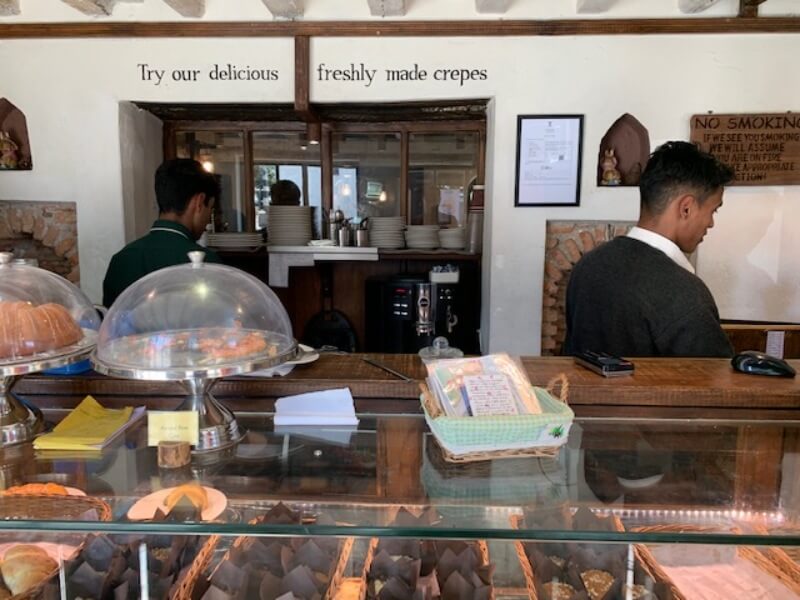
(365, 275), (461, 353)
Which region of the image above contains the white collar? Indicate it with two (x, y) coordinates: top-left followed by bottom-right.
(626, 226), (695, 274)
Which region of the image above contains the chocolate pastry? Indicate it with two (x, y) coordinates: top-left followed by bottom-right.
(201, 584), (235, 600)
(211, 561), (246, 593)
(625, 584), (655, 599)
(549, 555), (566, 569)
(580, 570), (615, 600)
(259, 572), (283, 600)
(542, 581), (577, 600)
(280, 565), (319, 599)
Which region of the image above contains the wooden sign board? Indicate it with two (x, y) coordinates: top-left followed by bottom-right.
(690, 113), (800, 185)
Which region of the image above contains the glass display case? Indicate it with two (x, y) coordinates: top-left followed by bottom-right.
(0, 411), (799, 599)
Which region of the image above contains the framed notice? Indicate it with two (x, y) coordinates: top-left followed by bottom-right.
(514, 115), (584, 207)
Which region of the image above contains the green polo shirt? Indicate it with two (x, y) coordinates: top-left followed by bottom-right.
(102, 220), (221, 307)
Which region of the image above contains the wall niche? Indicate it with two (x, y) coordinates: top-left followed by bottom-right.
(596, 113), (649, 187)
(0, 98), (32, 170)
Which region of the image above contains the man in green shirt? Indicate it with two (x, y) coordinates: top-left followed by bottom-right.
(102, 159), (222, 307)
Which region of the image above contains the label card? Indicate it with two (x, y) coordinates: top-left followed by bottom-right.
(147, 411), (199, 446)
(463, 374), (518, 417)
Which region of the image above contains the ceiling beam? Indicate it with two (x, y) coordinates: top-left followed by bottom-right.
(577, 0), (616, 14)
(475, 0), (512, 15)
(0, 0), (19, 16)
(739, 0), (768, 17)
(261, 0), (304, 19)
(60, 0), (116, 15)
(162, 0), (205, 18)
(367, 0), (406, 17)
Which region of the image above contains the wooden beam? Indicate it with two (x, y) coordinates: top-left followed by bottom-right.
(0, 0), (19, 16)
(739, 0), (767, 17)
(475, 0), (511, 14)
(60, 0), (116, 16)
(261, 0), (304, 19)
(577, 0), (616, 14)
(679, 0), (721, 13)
(294, 35), (317, 123)
(162, 0), (204, 18)
(367, 0), (406, 17)
(2, 18), (800, 38)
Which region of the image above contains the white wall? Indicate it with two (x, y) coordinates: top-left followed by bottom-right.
(119, 101), (162, 242)
(1, 33), (798, 353)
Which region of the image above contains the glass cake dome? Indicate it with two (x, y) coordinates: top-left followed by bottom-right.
(0, 252), (100, 366)
(94, 252), (297, 380)
(0, 251), (101, 447)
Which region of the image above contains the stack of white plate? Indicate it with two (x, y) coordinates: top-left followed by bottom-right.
(405, 225), (440, 250)
(267, 206), (313, 246)
(438, 227), (466, 250)
(206, 232), (264, 250)
(369, 217), (405, 249)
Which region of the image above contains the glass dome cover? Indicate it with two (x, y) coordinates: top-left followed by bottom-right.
(0, 252), (100, 367)
(93, 252), (296, 380)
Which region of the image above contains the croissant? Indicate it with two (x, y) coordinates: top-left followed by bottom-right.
(1, 545), (57, 595)
(164, 483), (208, 513)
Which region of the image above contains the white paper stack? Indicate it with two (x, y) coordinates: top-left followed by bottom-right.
(274, 387), (359, 426)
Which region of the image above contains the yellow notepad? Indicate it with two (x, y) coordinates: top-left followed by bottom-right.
(34, 396), (136, 451)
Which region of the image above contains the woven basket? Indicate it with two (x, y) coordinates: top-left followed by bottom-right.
(169, 534), (220, 600)
(359, 534), (493, 600)
(420, 374), (573, 464)
(0, 493), (112, 522)
(187, 514), (354, 600)
(0, 494), (112, 600)
(510, 512), (634, 600)
(633, 524), (800, 600)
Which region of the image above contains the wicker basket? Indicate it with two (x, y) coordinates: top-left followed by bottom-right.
(359, 534), (494, 600)
(0, 493), (112, 522)
(185, 514), (354, 600)
(420, 374), (573, 464)
(633, 524), (800, 600)
(0, 494), (113, 600)
(511, 515), (664, 600)
(168, 533), (221, 600)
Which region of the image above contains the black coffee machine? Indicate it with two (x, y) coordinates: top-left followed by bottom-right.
(365, 275), (463, 353)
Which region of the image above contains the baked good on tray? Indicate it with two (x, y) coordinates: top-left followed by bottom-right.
(0, 544), (57, 596)
(0, 301), (82, 360)
(2, 483), (70, 496)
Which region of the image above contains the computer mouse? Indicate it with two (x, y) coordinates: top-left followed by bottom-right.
(731, 351), (796, 378)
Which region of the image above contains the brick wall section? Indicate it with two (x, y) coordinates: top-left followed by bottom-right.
(542, 220), (635, 355)
(0, 201), (78, 283)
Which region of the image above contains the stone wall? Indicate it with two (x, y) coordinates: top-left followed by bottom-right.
(0, 201), (78, 283)
(541, 220), (634, 355)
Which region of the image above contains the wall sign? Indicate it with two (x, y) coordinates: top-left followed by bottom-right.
(514, 115), (584, 207)
(690, 113), (800, 185)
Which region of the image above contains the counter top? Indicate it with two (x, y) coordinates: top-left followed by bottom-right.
(16, 355), (800, 418)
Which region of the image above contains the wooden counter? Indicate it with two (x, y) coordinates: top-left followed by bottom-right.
(16, 355), (800, 419)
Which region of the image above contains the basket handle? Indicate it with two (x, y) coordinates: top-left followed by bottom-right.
(545, 373), (570, 405)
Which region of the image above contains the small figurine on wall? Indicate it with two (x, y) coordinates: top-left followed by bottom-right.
(600, 148), (622, 186)
(0, 132), (19, 170)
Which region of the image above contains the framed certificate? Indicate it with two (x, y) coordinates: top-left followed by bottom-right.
(514, 114), (584, 207)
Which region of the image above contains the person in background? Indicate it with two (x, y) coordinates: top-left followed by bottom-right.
(565, 141), (735, 357)
(270, 180), (302, 206)
(102, 158), (221, 307)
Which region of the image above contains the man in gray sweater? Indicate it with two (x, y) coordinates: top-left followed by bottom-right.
(565, 141), (735, 357)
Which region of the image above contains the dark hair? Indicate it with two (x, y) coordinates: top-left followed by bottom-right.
(270, 180), (302, 206)
(639, 141), (734, 215)
(154, 159), (220, 215)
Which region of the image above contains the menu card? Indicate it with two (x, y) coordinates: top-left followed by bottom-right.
(463, 374), (519, 417)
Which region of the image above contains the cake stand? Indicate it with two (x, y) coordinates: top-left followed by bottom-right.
(92, 332), (297, 454)
(0, 331), (97, 447)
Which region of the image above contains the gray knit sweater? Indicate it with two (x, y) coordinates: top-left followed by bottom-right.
(564, 236), (733, 358)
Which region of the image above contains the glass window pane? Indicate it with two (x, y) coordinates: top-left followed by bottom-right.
(175, 130), (247, 232)
(409, 132), (479, 227)
(253, 132), (322, 234)
(332, 132), (402, 223)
